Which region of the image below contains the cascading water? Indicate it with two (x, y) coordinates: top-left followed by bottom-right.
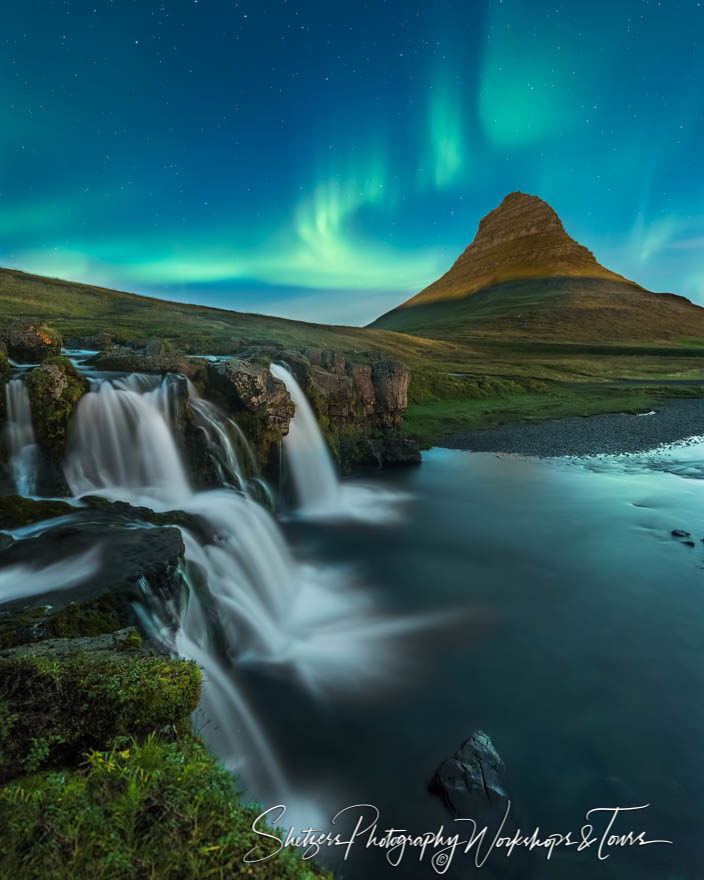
(59, 371), (419, 804)
(271, 362), (411, 522)
(270, 363), (340, 513)
(3, 377), (39, 496)
(186, 380), (271, 503)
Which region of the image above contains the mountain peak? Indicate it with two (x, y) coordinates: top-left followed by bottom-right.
(464, 191), (565, 258)
(394, 192), (629, 310)
(450, 191), (607, 278)
(369, 192), (704, 344)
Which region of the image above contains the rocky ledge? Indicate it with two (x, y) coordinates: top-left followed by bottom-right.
(89, 340), (421, 475)
(0, 321), (63, 363)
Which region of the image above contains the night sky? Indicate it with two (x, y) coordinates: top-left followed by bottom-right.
(1, 0), (703, 325)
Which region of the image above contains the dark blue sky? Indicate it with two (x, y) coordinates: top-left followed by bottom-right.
(1, 0), (703, 324)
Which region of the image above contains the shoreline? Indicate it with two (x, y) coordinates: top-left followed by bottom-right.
(439, 397), (704, 458)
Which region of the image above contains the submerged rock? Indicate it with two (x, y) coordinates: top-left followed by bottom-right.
(0, 321), (62, 363)
(429, 730), (509, 818)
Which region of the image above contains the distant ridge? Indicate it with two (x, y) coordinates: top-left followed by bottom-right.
(371, 192), (704, 344)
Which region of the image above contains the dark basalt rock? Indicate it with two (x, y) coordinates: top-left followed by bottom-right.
(0, 495), (74, 530)
(381, 435), (422, 467)
(0, 321), (62, 364)
(430, 730), (509, 818)
(0, 521), (185, 625)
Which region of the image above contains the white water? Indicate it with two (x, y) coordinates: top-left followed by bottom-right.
(3, 378), (40, 496)
(270, 363), (339, 513)
(271, 362), (410, 523)
(58, 373), (420, 801)
(186, 380), (271, 504)
(0, 546), (102, 603)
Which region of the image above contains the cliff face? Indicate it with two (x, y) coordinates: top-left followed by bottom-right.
(283, 348), (420, 473)
(91, 342), (420, 478)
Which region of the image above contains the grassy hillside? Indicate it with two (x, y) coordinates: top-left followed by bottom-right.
(3, 264), (704, 443)
(371, 276), (704, 344)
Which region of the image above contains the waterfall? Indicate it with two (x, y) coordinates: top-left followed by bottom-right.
(60, 373), (413, 802)
(186, 381), (271, 504)
(271, 362), (410, 523)
(3, 378), (39, 496)
(269, 363), (339, 513)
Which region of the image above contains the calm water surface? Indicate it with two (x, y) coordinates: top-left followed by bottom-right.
(238, 445), (704, 880)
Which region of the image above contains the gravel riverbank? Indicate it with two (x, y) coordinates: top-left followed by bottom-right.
(441, 397), (704, 457)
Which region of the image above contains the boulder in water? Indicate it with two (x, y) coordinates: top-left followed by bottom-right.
(429, 730), (509, 818)
(0, 321), (62, 363)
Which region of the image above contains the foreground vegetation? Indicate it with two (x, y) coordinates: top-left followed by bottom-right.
(0, 625), (325, 879)
(0, 733), (326, 880)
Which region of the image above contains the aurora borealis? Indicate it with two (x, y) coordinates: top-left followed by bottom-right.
(1, 0), (703, 325)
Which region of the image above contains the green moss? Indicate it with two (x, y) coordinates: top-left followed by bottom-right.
(0, 640), (201, 781)
(0, 595), (129, 651)
(0, 349), (10, 381)
(50, 599), (124, 641)
(26, 356), (88, 456)
(0, 495), (74, 530)
(0, 733), (329, 880)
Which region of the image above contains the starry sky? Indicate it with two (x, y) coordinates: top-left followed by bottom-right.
(1, 0), (703, 325)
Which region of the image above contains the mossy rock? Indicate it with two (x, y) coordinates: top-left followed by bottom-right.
(0, 629), (201, 781)
(26, 355), (88, 457)
(80, 495), (215, 544)
(0, 594), (127, 651)
(0, 494), (74, 530)
(0, 322), (62, 364)
(0, 733), (329, 880)
(0, 350), (12, 438)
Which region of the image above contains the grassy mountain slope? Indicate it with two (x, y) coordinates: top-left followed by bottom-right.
(371, 192), (704, 345)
